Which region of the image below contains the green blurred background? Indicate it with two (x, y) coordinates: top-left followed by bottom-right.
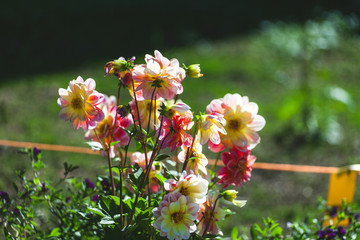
(1, 0), (360, 238)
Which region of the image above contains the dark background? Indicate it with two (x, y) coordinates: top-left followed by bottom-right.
(1, 0), (360, 79)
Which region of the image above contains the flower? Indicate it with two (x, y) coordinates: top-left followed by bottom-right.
(178, 140), (208, 175)
(41, 182), (48, 193)
(58, 76), (105, 131)
(197, 114), (226, 145)
(337, 227), (346, 239)
(160, 99), (192, 119)
(84, 178), (95, 189)
(217, 148), (256, 188)
(132, 50), (185, 100)
(186, 64), (203, 78)
(84, 95), (132, 157)
(206, 93), (265, 150)
(0, 191), (10, 203)
(91, 195), (99, 202)
(101, 178), (111, 191)
(153, 192), (199, 240)
(164, 171), (208, 204)
(157, 101), (194, 151)
(158, 114), (193, 152)
(129, 97), (162, 130)
(197, 194), (226, 236)
(33, 147), (41, 160)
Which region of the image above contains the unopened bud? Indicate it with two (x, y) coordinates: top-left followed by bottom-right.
(222, 190), (247, 208)
(105, 57), (134, 79)
(117, 105), (130, 118)
(222, 190), (238, 202)
(187, 64), (203, 78)
(122, 72), (133, 86)
(134, 130), (145, 142)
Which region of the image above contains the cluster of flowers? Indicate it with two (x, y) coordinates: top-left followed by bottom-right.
(57, 50), (265, 239)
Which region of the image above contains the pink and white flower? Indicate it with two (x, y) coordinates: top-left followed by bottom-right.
(178, 140), (208, 176)
(84, 95), (132, 157)
(129, 97), (163, 130)
(164, 171), (208, 204)
(217, 148), (256, 189)
(206, 93), (265, 150)
(132, 50), (185, 100)
(153, 192), (199, 240)
(58, 76), (104, 131)
(158, 114), (193, 152)
(197, 114), (226, 145)
(197, 194), (226, 236)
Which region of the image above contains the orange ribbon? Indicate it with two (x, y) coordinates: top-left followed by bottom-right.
(0, 139), (346, 174)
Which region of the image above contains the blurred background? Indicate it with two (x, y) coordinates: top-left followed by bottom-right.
(1, 0), (360, 237)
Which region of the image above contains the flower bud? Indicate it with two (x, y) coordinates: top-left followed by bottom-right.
(187, 64), (203, 78)
(122, 72), (133, 86)
(117, 105), (130, 118)
(222, 190), (238, 202)
(222, 190), (247, 208)
(104, 57), (135, 79)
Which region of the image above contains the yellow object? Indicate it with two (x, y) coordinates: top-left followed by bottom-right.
(327, 171), (357, 206)
(323, 171), (357, 227)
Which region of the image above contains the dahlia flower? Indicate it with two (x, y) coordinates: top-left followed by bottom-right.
(132, 50), (185, 100)
(129, 97), (162, 130)
(164, 171), (208, 204)
(178, 140), (208, 175)
(197, 194), (226, 236)
(217, 148), (256, 188)
(158, 113), (193, 152)
(84, 95), (132, 157)
(197, 114), (226, 145)
(206, 93), (265, 150)
(153, 192), (199, 240)
(161, 99), (192, 119)
(58, 76), (104, 131)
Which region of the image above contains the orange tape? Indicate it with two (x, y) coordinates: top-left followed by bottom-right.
(0, 139), (98, 155)
(0, 139), (341, 174)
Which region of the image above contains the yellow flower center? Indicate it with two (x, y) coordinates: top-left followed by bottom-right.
(228, 119), (243, 132)
(171, 212), (184, 223)
(71, 97), (83, 110)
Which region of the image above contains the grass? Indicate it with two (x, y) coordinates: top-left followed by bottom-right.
(1, 17), (360, 237)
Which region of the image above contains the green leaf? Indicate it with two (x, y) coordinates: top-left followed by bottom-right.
(109, 196), (120, 206)
(154, 154), (170, 162)
(109, 141), (121, 147)
(271, 226), (283, 237)
(250, 225), (259, 239)
(33, 160), (44, 171)
(231, 227), (238, 240)
(48, 228), (61, 237)
(33, 177), (40, 186)
(84, 141), (103, 150)
(100, 216), (115, 225)
(155, 174), (167, 185)
(87, 207), (106, 218)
